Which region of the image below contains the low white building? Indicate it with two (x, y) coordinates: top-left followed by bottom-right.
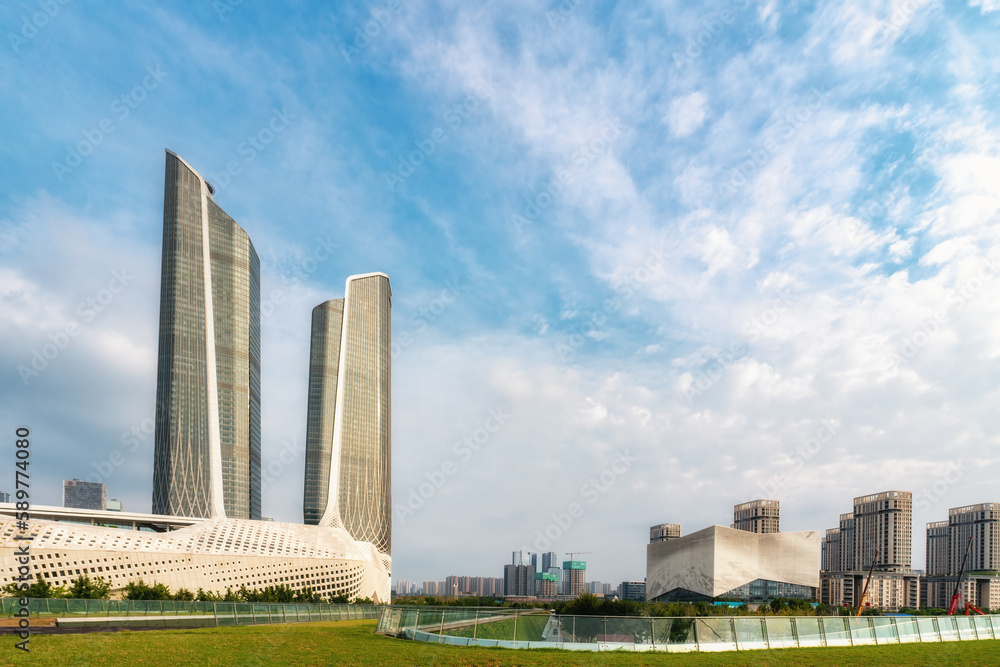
(0, 504), (390, 602)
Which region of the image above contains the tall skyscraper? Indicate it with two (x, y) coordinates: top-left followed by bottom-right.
(304, 274), (392, 556)
(733, 499), (780, 533)
(152, 150), (261, 520)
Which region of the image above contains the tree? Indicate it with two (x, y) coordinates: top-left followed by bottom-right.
(68, 575), (111, 600)
(123, 580), (172, 600)
(173, 588), (195, 601)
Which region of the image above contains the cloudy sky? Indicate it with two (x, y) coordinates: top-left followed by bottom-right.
(2, 0), (1000, 588)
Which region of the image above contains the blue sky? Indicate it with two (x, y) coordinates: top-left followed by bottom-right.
(2, 0), (1000, 588)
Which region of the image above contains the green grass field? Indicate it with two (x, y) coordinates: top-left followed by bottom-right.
(2, 619), (1000, 666)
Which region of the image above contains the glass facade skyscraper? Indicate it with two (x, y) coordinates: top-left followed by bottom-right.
(304, 274), (391, 556)
(152, 150), (261, 520)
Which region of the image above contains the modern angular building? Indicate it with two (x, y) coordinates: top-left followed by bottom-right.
(303, 274), (392, 558)
(646, 525), (820, 603)
(62, 479), (106, 511)
(152, 150), (261, 520)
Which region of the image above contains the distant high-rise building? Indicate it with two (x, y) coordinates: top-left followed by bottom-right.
(0, 492), (9, 503)
(304, 274), (392, 556)
(838, 513), (856, 571)
(504, 564), (534, 597)
(733, 499), (780, 534)
(63, 480), (106, 511)
(947, 504), (1000, 574)
(925, 520), (950, 576)
(152, 150), (261, 520)
(563, 561), (586, 596)
(535, 572), (558, 597)
(540, 551), (557, 570)
(423, 581), (438, 595)
(511, 549), (531, 566)
(650, 523), (681, 543)
(821, 528), (842, 572)
(852, 490), (912, 571)
(620, 581), (646, 601)
(105, 499), (124, 512)
(820, 491), (918, 611)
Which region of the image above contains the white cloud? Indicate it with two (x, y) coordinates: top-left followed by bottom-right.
(665, 91), (708, 138)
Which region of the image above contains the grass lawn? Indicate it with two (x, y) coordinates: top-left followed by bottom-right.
(2, 619), (1000, 666)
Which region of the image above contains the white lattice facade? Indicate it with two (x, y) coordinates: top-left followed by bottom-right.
(0, 510), (390, 602)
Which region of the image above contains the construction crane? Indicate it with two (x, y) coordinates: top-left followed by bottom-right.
(855, 548), (880, 617)
(948, 535), (976, 615)
(565, 551), (592, 562)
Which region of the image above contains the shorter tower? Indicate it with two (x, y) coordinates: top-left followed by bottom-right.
(303, 273), (392, 555)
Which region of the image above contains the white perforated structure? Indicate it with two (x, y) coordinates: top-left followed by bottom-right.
(0, 510), (390, 602)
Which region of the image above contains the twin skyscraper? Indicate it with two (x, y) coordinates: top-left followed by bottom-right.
(151, 150), (391, 557)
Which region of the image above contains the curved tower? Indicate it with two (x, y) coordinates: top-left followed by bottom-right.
(152, 150), (261, 520)
(304, 273), (391, 556)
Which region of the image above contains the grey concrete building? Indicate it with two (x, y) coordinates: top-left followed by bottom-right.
(646, 525), (820, 603)
(304, 274), (392, 557)
(152, 150), (261, 520)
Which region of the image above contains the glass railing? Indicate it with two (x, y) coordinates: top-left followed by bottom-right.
(377, 608), (1000, 653)
(1, 598), (382, 626)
